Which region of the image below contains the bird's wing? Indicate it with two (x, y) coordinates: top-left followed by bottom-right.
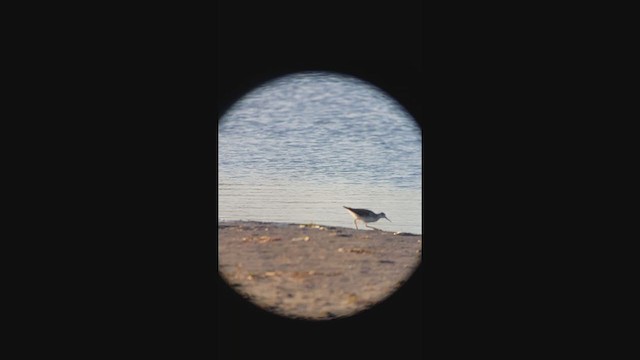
(353, 208), (376, 216)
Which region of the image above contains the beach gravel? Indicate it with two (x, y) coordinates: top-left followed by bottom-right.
(218, 221), (422, 320)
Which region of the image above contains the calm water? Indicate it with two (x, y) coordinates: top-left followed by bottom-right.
(218, 72), (422, 234)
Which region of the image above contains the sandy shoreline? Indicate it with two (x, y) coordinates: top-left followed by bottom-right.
(218, 220), (422, 320)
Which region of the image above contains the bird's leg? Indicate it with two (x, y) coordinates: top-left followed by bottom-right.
(354, 219), (359, 230)
(365, 224), (381, 231)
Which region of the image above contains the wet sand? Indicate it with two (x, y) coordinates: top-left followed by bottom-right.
(218, 221), (422, 320)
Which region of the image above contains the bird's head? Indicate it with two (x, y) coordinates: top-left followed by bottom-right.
(380, 213), (391, 222)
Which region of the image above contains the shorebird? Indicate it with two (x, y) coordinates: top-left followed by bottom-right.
(343, 206), (391, 230)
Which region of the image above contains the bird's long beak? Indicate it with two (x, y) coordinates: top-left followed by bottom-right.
(385, 216), (391, 222)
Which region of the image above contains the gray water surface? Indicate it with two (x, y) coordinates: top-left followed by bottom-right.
(218, 72), (422, 234)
